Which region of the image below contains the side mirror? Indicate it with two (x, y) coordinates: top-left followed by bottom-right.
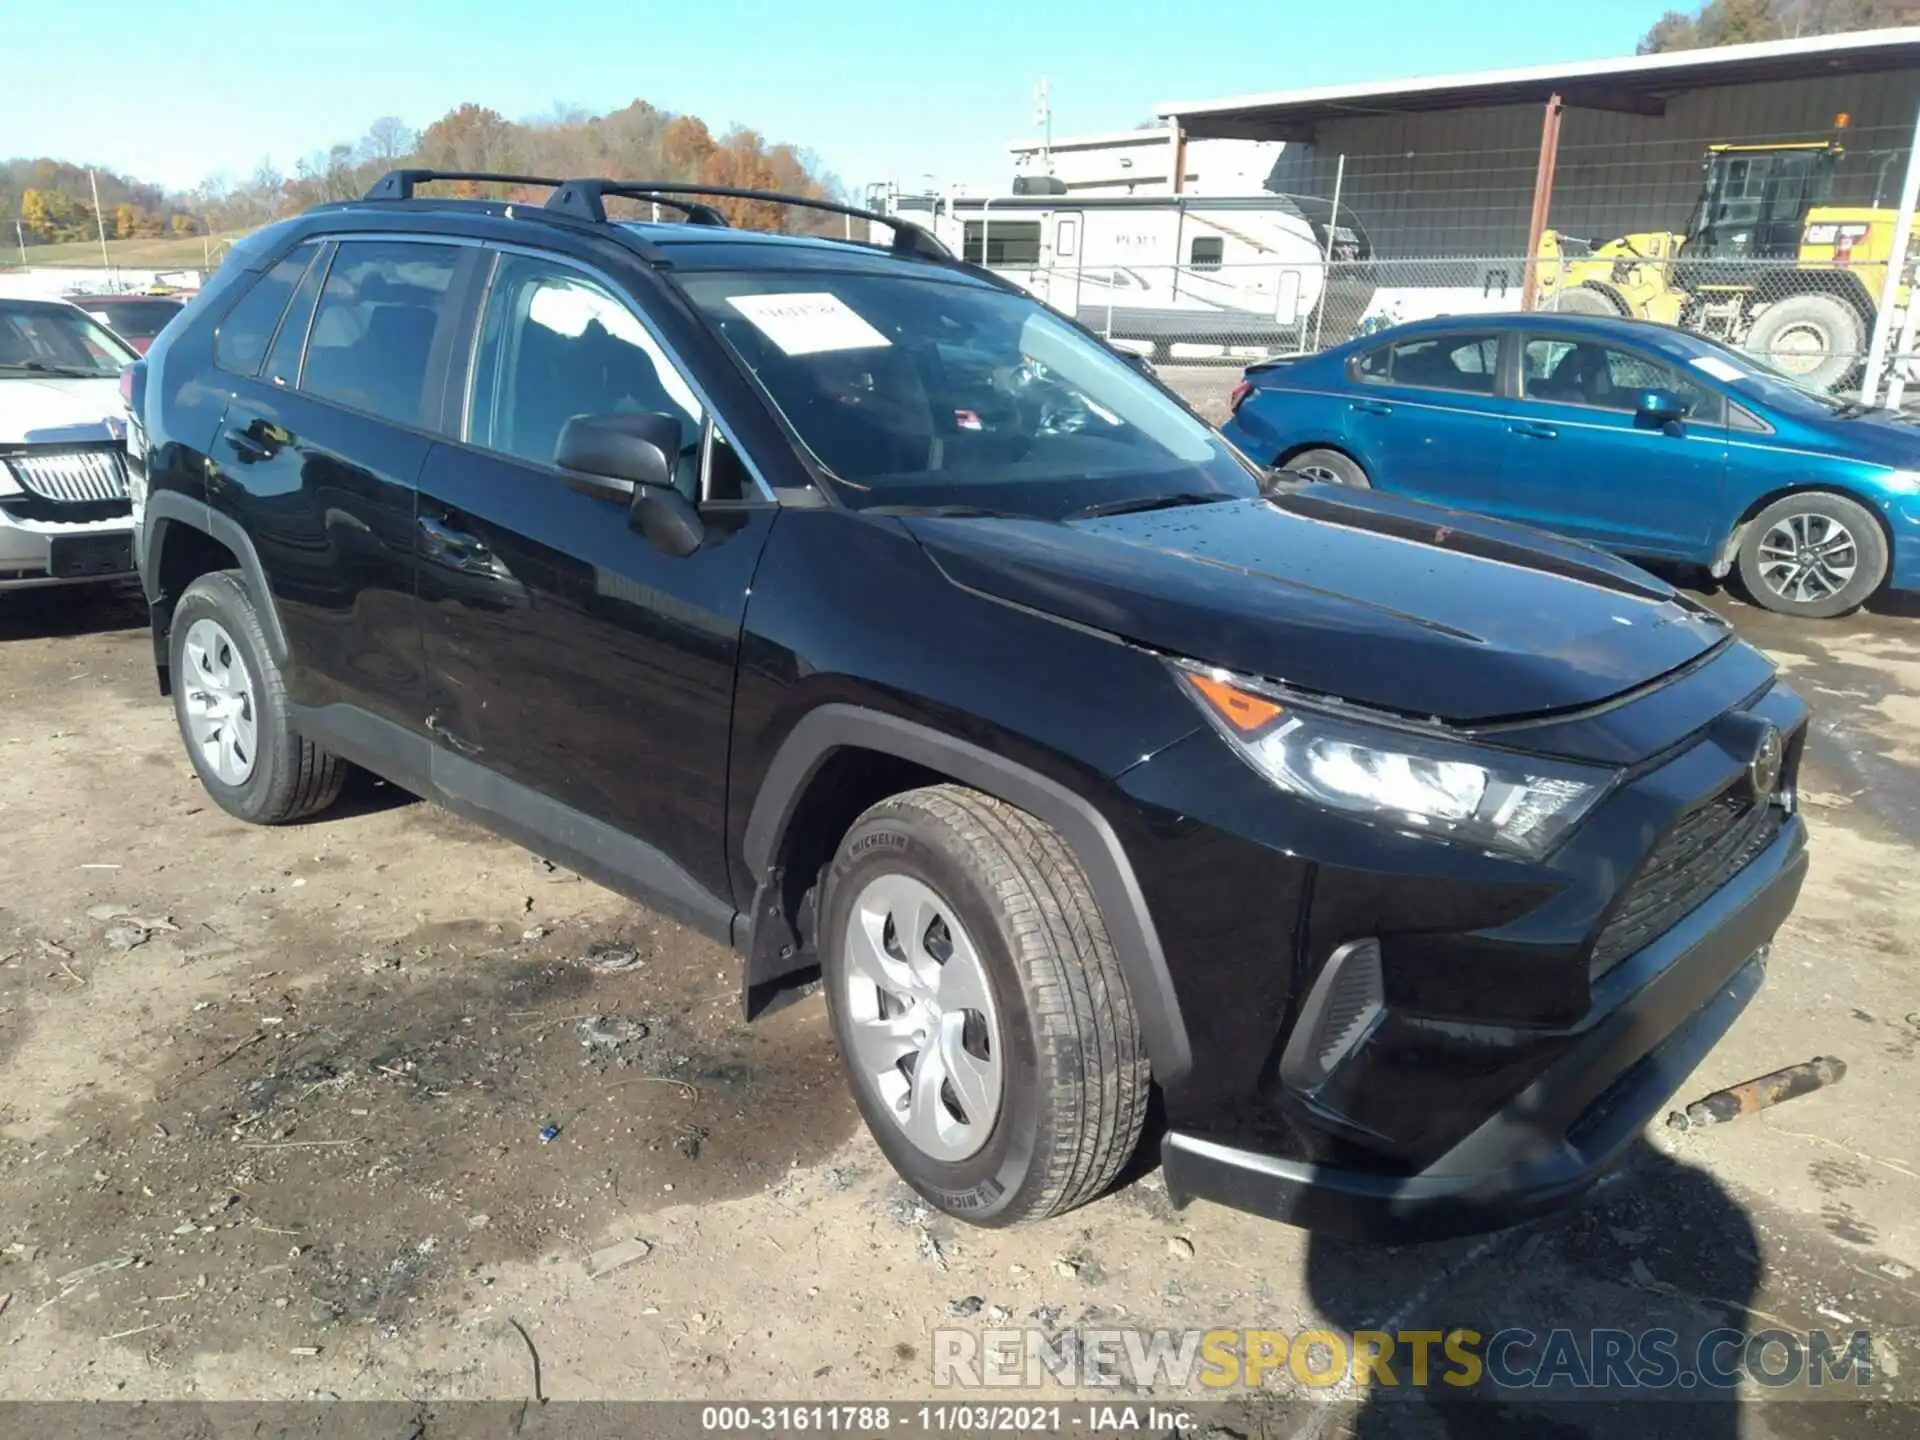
(1635, 387), (1689, 429)
(554, 411), (704, 556)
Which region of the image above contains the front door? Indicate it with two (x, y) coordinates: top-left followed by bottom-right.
(415, 252), (777, 906)
(1341, 330), (1513, 510)
(1497, 335), (1727, 556)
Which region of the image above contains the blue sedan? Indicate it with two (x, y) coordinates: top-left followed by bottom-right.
(1221, 312), (1920, 618)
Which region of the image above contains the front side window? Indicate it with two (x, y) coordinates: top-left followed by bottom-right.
(1523, 339), (1720, 419)
(467, 254), (704, 497)
(0, 303), (136, 377)
(214, 243), (319, 377)
(300, 241), (461, 427)
(680, 269), (1257, 519)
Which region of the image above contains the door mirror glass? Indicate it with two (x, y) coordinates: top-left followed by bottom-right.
(555, 411), (682, 497)
(1636, 387), (1689, 426)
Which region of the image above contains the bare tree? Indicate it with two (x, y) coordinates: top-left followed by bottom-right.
(364, 116), (415, 161)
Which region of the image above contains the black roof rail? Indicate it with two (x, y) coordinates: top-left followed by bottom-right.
(544, 179), (951, 260)
(363, 169), (566, 201)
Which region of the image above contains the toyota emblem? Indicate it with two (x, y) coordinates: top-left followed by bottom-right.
(1749, 723), (1783, 801)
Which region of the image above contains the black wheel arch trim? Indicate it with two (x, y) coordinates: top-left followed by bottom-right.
(742, 704), (1192, 1084)
(141, 489), (291, 668)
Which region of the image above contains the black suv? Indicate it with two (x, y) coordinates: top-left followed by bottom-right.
(129, 171), (1809, 1239)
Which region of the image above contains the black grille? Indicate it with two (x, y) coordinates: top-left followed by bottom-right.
(1590, 787), (1782, 978)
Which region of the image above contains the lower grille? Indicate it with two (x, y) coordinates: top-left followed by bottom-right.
(1590, 787), (1782, 978)
(6, 449), (129, 503)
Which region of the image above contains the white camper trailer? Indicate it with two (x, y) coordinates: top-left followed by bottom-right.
(874, 186), (1374, 358)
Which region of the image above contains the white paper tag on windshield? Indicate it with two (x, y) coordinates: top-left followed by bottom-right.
(1689, 355), (1749, 383)
(726, 292), (891, 356)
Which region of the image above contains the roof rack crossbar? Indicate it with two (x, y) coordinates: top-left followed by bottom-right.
(544, 179), (951, 260)
(363, 169), (567, 201)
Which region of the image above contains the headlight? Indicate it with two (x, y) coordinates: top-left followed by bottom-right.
(1173, 661), (1614, 859)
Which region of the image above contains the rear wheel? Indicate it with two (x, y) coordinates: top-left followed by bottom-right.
(1736, 492), (1887, 619)
(820, 786), (1147, 1227)
(1547, 286), (1622, 317)
(169, 571), (348, 823)
(1285, 447), (1371, 488)
(1744, 293), (1863, 393)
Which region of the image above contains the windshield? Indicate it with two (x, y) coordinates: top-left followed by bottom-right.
(1676, 331), (1860, 417)
(680, 269), (1258, 517)
(0, 303), (137, 377)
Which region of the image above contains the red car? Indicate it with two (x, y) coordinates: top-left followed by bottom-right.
(63, 293), (187, 355)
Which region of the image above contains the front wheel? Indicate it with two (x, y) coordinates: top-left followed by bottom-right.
(820, 786), (1148, 1227)
(1736, 493), (1887, 619)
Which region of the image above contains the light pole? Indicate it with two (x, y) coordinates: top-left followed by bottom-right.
(13, 219), (24, 265)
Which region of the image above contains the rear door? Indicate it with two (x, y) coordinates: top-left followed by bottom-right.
(1340, 330), (1512, 510)
(210, 236), (468, 730)
(413, 249), (779, 908)
(1497, 335), (1727, 556)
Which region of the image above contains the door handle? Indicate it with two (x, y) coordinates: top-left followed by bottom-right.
(1509, 422), (1559, 440)
(223, 425), (273, 463)
(418, 514), (494, 574)
(1349, 399), (1393, 416)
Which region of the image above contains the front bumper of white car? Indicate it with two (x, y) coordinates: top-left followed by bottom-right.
(0, 445), (137, 591)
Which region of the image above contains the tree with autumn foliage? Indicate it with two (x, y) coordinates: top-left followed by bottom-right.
(5, 96), (842, 256)
(1640, 0), (1920, 52)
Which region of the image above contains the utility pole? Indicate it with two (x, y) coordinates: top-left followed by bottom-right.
(1034, 76), (1052, 177)
(89, 168), (111, 270)
(13, 219), (25, 265)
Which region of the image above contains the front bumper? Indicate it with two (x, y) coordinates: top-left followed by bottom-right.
(1162, 815), (1806, 1241)
(0, 510), (137, 590)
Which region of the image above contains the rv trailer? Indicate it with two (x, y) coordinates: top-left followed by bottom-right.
(874, 185), (1376, 358)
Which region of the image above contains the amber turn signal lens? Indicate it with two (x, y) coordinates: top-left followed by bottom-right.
(1183, 671), (1282, 732)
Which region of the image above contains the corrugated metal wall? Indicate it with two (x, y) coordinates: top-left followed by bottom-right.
(1266, 70), (1920, 257)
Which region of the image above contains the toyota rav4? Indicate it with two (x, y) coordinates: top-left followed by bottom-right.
(128, 171), (1809, 1239)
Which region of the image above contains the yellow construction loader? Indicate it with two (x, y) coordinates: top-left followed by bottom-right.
(1535, 141), (1898, 391)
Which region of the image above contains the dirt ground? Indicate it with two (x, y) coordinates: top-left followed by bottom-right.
(2, 566), (1919, 1433)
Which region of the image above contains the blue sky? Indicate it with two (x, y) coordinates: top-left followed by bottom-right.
(7, 0), (1679, 194)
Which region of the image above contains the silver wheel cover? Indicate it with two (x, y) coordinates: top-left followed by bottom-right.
(181, 618), (259, 786)
(841, 873), (1003, 1162)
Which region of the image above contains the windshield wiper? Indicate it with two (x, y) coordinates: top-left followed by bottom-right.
(1065, 491), (1232, 521)
(864, 503), (1025, 519)
(0, 360), (105, 379)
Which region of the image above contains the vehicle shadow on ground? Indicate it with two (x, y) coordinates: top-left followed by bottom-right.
(1304, 1144), (1758, 1438)
(322, 767), (419, 821)
(0, 582), (147, 642)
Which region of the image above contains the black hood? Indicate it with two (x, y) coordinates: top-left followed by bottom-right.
(904, 488), (1732, 724)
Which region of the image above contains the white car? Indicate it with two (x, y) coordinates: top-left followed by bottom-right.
(0, 299), (140, 593)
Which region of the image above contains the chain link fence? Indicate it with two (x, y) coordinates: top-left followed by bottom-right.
(958, 109), (1920, 396)
(982, 250), (1906, 394)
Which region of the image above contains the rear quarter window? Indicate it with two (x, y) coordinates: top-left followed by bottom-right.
(214, 243), (321, 377)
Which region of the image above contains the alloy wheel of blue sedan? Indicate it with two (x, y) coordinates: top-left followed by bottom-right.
(1755, 510), (1858, 607)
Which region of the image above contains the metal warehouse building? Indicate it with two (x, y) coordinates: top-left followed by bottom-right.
(1158, 27), (1920, 260)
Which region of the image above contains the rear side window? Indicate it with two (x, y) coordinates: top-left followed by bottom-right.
(1361, 334), (1501, 395)
(214, 243), (320, 376)
(262, 245), (331, 389)
(301, 242), (461, 427)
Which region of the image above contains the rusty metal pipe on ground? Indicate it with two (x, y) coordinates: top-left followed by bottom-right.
(1665, 1056), (1847, 1132)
